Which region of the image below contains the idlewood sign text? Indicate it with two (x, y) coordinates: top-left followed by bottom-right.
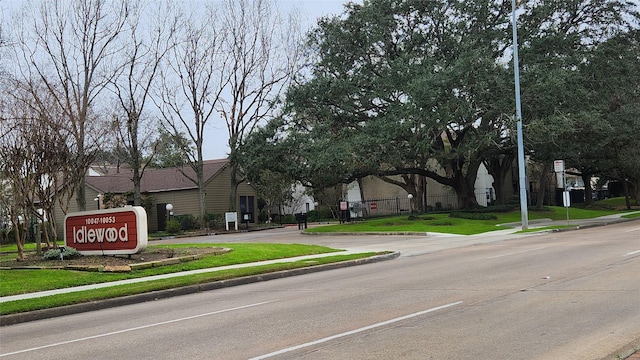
(64, 207), (148, 255)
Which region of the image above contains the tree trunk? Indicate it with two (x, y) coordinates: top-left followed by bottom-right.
(453, 174), (479, 209)
(581, 173), (593, 206)
(228, 161), (240, 213)
(76, 176), (87, 211)
(485, 153), (515, 206)
(536, 160), (553, 210)
(492, 170), (507, 206)
(12, 220), (25, 261)
(418, 175), (427, 213)
(622, 172), (631, 210)
(197, 161), (207, 229)
(133, 166), (142, 206)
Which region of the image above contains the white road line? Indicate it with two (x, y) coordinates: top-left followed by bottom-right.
(248, 301), (464, 360)
(0, 301), (273, 358)
(624, 250), (640, 257)
(622, 227), (640, 233)
(487, 246), (549, 259)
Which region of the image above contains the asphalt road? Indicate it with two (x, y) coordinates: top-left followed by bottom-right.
(1, 222), (639, 359)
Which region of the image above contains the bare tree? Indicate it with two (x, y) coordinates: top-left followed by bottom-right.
(217, 0), (303, 211)
(157, 0), (302, 226)
(110, 1), (178, 206)
(12, 0), (129, 211)
(0, 78), (78, 258)
(157, 5), (229, 228)
(0, 127), (31, 260)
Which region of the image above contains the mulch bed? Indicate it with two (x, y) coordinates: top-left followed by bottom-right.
(0, 247), (223, 269)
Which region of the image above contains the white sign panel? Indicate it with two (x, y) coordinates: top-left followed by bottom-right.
(563, 191), (571, 208)
(554, 160), (565, 173)
(225, 212), (238, 231)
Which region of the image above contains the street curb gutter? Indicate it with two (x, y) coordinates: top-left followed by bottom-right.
(602, 337), (640, 360)
(0, 251), (400, 326)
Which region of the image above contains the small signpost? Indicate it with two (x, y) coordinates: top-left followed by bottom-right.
(554, 159), (570, 225)
(225, 212), (238, 231)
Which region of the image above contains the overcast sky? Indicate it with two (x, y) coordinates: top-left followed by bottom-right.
(0, 0), (357, 160)
(203, 0), (356, 160)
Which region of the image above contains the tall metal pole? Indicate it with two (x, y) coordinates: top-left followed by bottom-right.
(512, 0), (529, 230)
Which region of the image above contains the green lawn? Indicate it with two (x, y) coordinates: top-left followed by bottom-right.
(0, 243), (339, 297)
(305, 206), (627, 235)
(0, 243), (383, 315)
(593, 197), (638, 208)
(0, 251), (375, 315)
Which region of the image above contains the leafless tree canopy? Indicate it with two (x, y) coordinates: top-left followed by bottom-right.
(158, 0), (303, 220)
(2, 0), (304, 239)
(110, 1), (178, 206)
(0, 78), (78, 259)
(12, 0), (130, 211)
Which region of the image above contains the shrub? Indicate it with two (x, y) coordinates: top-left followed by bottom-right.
(306, 208), (334, 222)
(174, 214), (198, 230)
(43, 247), (81, 260)
(165, 219), (181, 234)
(204, 213), (224, 229)
(258, 209), (269, 223)
(281, 214), (296, 224)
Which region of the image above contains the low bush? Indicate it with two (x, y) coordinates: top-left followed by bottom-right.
(165, 220), (181, 234)
(43, 247), (81, 260)
(204, 213), (224, 229)
(174, 214), (198, 230)
(258, 209), (269, 223)
(307, 208), (334, 222)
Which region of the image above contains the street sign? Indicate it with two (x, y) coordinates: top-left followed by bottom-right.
(554, 160), (565, 173)
(563, 191), (571, 208)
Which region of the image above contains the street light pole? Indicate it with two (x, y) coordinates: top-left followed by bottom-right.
(512, 0), (529, 230)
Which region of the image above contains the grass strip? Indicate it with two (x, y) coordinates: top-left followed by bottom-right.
(622, 212), (640, 219)
(0, 243), (338, 297)
(305, 206), (627, 235)
(0, 253), (375, 315)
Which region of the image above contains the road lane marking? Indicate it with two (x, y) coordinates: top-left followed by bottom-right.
(0, 301), (273, 358)
(623, 227), (640, 233)
(624, 250), (640, 257)
(487, 246), (548, 259)
(248, 301), (463, 360)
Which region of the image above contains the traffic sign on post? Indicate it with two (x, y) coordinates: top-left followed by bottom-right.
(554, 160), (565, 173)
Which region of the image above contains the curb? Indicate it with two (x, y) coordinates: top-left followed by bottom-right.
(602, 337), (640, 360)
(550, 217), (637, 232)
(0, 252), (400, 326)
(301, 232), (429, 236)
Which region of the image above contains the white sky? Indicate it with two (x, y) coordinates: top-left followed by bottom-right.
(203, 0), (355, 160)
(0, 0), (356, 160)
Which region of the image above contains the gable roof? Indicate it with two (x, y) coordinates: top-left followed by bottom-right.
(85, 159), (228, 194)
